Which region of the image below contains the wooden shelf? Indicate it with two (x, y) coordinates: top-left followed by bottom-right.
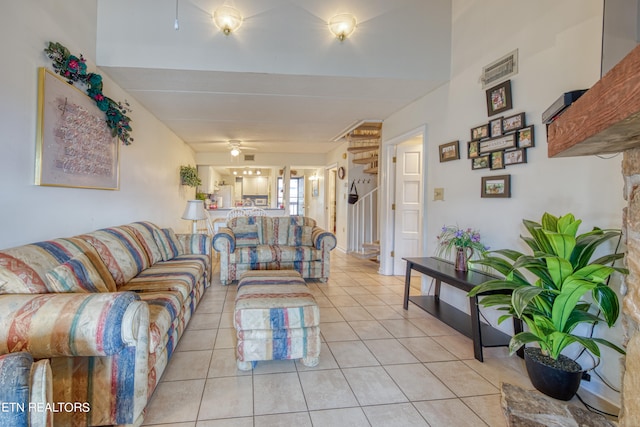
(547, 44), (640, 157)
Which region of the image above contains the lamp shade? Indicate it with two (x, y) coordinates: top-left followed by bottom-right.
(182, 200), (208, 221)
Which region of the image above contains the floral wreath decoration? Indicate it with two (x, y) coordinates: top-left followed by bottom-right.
(44, 41), (133, 145)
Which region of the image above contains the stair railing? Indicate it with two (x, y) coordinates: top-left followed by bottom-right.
(348, 187), (378, 253)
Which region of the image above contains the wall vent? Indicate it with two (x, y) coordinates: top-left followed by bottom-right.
(244, 154), (255, 161)
(481, 49), (518, 88)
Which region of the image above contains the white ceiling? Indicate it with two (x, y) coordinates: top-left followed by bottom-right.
(96, 0), (452, 156)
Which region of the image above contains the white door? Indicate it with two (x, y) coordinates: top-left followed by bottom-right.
(393, 139), (423, 274)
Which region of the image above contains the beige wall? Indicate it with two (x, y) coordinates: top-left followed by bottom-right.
(0, 0), (199, 248)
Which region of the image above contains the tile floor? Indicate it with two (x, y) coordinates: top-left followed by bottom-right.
(142, 251), (537, 426)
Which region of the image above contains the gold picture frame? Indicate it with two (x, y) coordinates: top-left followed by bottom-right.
(36, 68), (119, 190)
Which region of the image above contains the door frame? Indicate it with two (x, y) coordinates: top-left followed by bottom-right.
(379, 125), (427, 276)
(325, 163), (338, 234)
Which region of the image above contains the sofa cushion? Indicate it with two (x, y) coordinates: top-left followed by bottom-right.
(45, 251), (117, 293)
(275, 246), (323, 262)
(230, 245), (277, 264)
(79, 228), (152, 287)
(125, 222), (164, 264)
(138, 291), (183, 354)
(234, 224), (260, 247)
(287, 225), (313, 246)
(0, 238), (105, 294)
(264, 217), (290, 245)
(153, 228), (183, 261)
(119, 257), (204, 302)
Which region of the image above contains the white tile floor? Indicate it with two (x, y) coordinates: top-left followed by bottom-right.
(142, 251), (536, 426)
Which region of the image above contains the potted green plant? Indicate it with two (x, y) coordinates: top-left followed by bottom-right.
(468, 212), (627, 400)
(180, 165), (202, 188)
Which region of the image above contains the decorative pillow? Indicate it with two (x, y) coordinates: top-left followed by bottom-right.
(234, 224), (260, 247)
(288, 225), (313, 247)
(153, 228), (184, 261)
(45, 252), (117, 293)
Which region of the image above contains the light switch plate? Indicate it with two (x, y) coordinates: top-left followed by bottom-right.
(434, 188), (444, 201)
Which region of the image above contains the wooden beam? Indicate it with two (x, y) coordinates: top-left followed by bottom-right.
(547, 44), (640, 157)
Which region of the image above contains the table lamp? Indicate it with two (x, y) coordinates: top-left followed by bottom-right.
(181, 200), (208, 233)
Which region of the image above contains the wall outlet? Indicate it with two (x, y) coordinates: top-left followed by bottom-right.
(434, 188), (444, 201)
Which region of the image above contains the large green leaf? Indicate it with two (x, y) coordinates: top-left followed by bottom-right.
(572, 230), (621, 269)
(556, 213), (580, 236)
(512, 286), (544, 318)
(573, 264), (615, 284)
(468, 280), (521, 297)
(591, 337), (626, 355)
(541, 213), (559, 232)
(544, 230), (576, 259)
(564, 310), (602, 333)
(509, 332), (543, 355)
(551, 278), (596, 331)
(544, 256), (574, 290)
(592, 285), (620, 326)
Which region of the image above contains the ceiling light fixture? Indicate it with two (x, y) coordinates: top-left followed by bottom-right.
(213, 5), (243, 35)
(229, 140), (242, 157)
(230, 147), (241, 157)
(328, 13), (357, 41)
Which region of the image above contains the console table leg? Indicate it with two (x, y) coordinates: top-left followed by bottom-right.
(403, 261), (412, 310)
(469, 295), (483, 362)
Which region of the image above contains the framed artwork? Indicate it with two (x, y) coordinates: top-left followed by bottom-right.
(439, 140), (460, 162)
(470, 124), (489, 141)
(479, 134), (517, 154)
(486, 80), (513, 117)
(36, 68), (119, 190)
(468, 141), (479, 158)
(502, 112), (525, 133)
(337, 166), (345, 179)
(481, 174), (511, 198)
(471, 155), (490, 170)
(517, 126), (535, 148)
(490, 117), (503, 137)
(504, 148), (527, 165)
(490, 151), (505, 170)
(311, 178), (319, 197)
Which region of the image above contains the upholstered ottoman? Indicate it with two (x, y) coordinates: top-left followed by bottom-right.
(234, 270), (321, 370)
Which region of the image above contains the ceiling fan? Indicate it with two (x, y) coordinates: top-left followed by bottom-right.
(206, 140), (258, 157)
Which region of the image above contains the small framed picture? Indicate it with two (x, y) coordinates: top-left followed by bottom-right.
(490, 117), (503, 137)
(502, 112), (525, 133)
(486, 80), (513, 117)
(472, 155), (490, 170)
(481, 174), (511, 198)
(470, 124), (489, 141)
(490, 151), (505, 170)
(479, 134), (517, 154)
(468, 141), (480, 158)
(504, 148), (527, 165)
(439, 140), (460, 162)
(517, 126), (535, 148)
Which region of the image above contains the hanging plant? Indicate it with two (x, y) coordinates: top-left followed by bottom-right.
(180, 165), (202, 187)
(44, 41), (134, 145)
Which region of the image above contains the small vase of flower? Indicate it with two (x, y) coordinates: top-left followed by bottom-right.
(435, 225), (488, 271)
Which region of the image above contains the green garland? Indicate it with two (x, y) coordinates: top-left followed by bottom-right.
(44, 42), (133, 145)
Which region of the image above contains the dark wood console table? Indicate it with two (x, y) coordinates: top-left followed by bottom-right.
(402, 257), (523, 362)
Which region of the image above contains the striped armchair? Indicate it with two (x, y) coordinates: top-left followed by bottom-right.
(212, 215), (337, 285)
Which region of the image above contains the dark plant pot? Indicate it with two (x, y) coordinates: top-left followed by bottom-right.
(524, 347), (583, 401)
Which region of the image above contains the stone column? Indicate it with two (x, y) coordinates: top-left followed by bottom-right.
(620, 148), (640, 426)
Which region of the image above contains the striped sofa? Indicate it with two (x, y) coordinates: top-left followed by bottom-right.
(0, 222), (211, 426)
(212, 216), (337, 285)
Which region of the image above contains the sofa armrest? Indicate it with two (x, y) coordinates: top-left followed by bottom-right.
(176, 233), (212, 255)
(312, 227), (337, 251)
(0, 292), (147, 359)
(213, 227), (236, 253)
